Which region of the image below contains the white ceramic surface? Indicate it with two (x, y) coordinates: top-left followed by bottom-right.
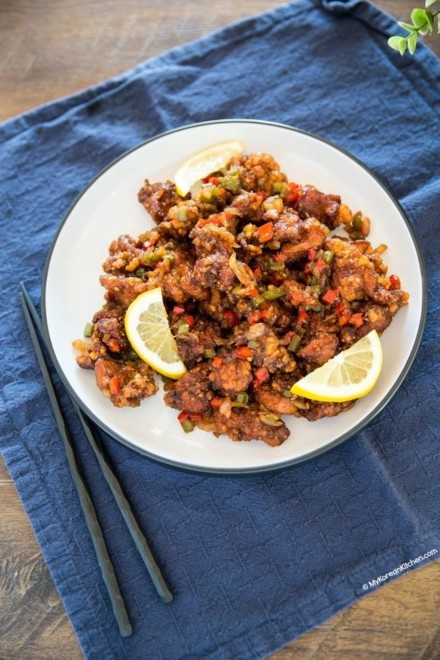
(42, 120), (426, 473)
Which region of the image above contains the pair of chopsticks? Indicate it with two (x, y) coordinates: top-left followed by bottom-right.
(19, 282), (173, 638)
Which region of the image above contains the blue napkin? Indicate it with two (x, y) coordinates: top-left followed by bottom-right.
(1, 1), (439, 658)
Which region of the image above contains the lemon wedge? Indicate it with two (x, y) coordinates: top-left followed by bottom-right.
(174, 140), (244, 196)
(124, 288), (186, 379)
(290, 330), (383, 402)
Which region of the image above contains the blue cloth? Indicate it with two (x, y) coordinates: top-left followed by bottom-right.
(1, 0), (439, 657)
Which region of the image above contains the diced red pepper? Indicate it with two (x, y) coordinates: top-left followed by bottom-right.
(108, 339), (121, 352)
(297, 308), (309, 323)
(285, 182), (303, 204)
(212, 356), (223, 368)
(322, 288), (340, 305)
(173, 305), (185, 315)
(256, 191), (268, 201)
(389, 274), (401, 290)
(273, 252), (287, 263)
(249, 288), (259, 298)
(185, 315), (196, 327)
(208, 176), (219, 185)
(349, 312), (364, 328)
(210, 397), (224, 409)
(254, 367), (270, 385)
(223, 309), (239, 327)
(108, 375), (120, 396)
(338, 314), (350, 327)
(253, 266), (263, 280)
(178, 410), (202, 421)
(307, 248), (316, 261)
(315, 258), (327, 274)
(247, 310), (261, 324)
(260, 308), (271, 320)
(257, 222), (274, 243)
(236, 346), (254, 360)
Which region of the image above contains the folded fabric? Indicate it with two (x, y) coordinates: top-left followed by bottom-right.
(1, 1), (439, 658)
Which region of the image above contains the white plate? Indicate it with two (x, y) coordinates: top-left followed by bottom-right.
(42, 120), (426, 474)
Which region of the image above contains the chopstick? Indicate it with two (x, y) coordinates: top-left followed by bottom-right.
(19, 282), (173, 604)
(19, 284), (175, 633)
(19, 290), (133, 637)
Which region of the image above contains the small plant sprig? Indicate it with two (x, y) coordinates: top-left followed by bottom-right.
(388, 0), (439, 55)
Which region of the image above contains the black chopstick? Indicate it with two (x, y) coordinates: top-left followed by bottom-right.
(19, 290), (133, 637)
(19, 283), (173, 604)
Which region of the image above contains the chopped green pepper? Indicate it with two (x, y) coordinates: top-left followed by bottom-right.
(178, 322), (190, 334)
(236, 392), (249, 404)
(262, 287), (285, 300)
(83, 322), (94, 337)
(203, 348), (216, 359)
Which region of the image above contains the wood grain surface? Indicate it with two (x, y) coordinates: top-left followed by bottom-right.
(1, 1), (439, 658)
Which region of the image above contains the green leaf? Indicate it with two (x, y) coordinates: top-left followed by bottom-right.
(411, 8), (429, 28)
(408, 31), (418, 54)
(398, 21), (416, 32)
(425, 0), (437, 8)
(388, 36), (407, 54)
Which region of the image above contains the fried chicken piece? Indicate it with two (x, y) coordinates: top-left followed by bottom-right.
(192, 253), (236, 291)
(296, 332), (339, 367)
(301, 400), (355, 421)
(196, 403), (289, 446)
(100, 274), (149, 307)
(228, 152), (288, 194)
(242, 323), (296, 373)
(209, 355), (253, 398)
(253, 385), (300, 415)
(138, 180), (181, 223)
(163, 365), (212, 414)
(296, 187), (341, 229)
(174, 318), (221, 367)
(94, 358), (157, 407)
(190, 224), (236, 257)
(280, 218), (329, 262)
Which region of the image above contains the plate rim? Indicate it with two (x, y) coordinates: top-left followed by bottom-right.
(41, 118), (428, 475)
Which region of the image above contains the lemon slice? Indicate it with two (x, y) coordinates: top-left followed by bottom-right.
(290, 330), (383, 402)
(174, 140), (244, 196)
(124, 288), (186, 379)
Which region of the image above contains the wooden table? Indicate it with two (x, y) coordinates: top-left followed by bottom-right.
(1, 1), (439, 658)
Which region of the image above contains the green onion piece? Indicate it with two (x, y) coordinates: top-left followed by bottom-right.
(142, 251), (162, 265)
(272, 181), (285, 194)
(253, 295), (265, 307)
(203, 348), (216, 359)
(177, 206), (188, 221)
(262, 287), (285, 301)
(219, 174), (240, 192)
(259, 412), (282, 427)
(181, 419), (195, 433)
(247, 339), (260, 349)
(135, 267), (145, 278)
(288, 335), (302, 353)
(232, 285), (243, 294)
(310, 284), (322, 295)
(178, 322), (190, 334)
(163, 254), (175, 266)
(236, 392), (249, 404)
(323, 250), (334, 265)
(283, 389), (293, 398)
(352, 212), (363, 230)
(83, 322), (94, 337)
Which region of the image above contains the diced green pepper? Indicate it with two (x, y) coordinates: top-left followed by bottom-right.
(181, 419), (195, 433)
(262, 287), (285, 300)
(203, 348), (216, 359)
(178, 322), (190, 334)
(288, 335), (302, 353)
(236, 393), (249, 404)
(83, 322), (94, 337)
